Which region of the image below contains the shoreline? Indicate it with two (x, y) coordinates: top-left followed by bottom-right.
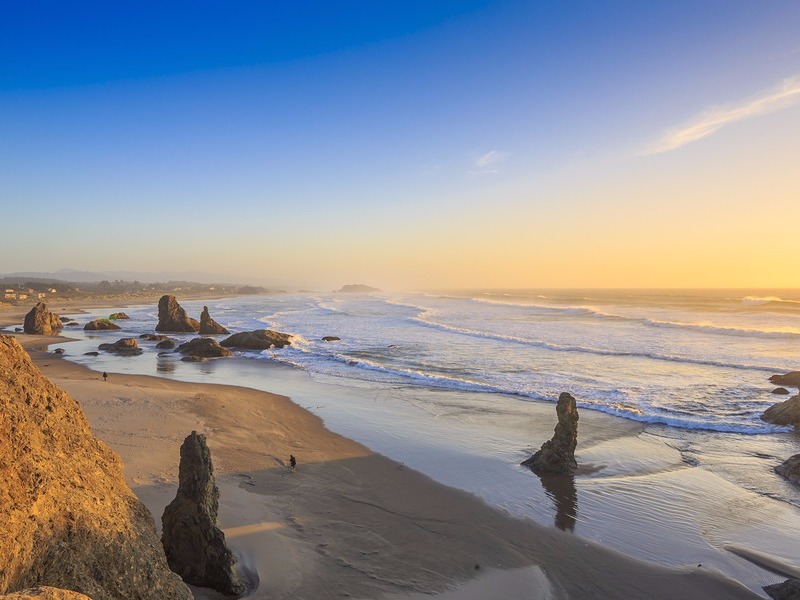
(1, 299), (768, 598)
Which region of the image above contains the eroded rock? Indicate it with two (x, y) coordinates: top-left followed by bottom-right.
(770, 372), (800, 388)
(84, 319), (121, 331)
(773, 388), (791, 395)
(199, 306), (229, 335)
(322, 336), (340, 342)
(774, 454), (800, 487)
(98, 338), (143, 356)
(161, 432), (244, 596)
(764, 578), (800, 600)
(109, 312), (130, 320)
(762, 394), (800, 427)
(521, 392), (579, 474)
(220, 330), (292, 350)
(156, 296), (199, 333)
(156, 339), (176, 350)
(23, 303), (62, 335)
(175, 338), (232, 358)
(0, 335), (192, 600)
(0, 587), (93, 599)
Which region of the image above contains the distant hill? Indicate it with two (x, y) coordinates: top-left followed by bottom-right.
(0, 269), (267, 285)
(334, 284), (381, 293)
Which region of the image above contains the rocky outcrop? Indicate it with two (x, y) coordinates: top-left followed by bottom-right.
(762, 394), (800, 427)
(1, 587), (92, 599)
(770, 372), (800, 388)
(773, 388), (791, 395)
(108, 313), (130, 320)
(321, 336), (340, 342)
(521, 392), (579, 474)
(155, 296), (199, 333)
(22, 303), (62, 335)
(764, 578), (800, 600)
(156, 339), (176, 350)
(161, 432), (245, 596)
(199, 307), (229, 335)
(0, 335), (192, 600)
(774, 454), (800, 486)
(84, 319), (121, 331)
(98, 338), (143, 356)
(220, 330), (292, 350)
(175, 338), (232, 358)
(140, 334), (171, 341)
(334, 284), (381, 293)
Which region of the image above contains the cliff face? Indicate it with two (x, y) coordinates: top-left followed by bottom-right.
(0, 335), (192, 600)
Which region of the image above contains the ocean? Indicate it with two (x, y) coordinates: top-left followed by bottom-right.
(31, 289), (800, 592)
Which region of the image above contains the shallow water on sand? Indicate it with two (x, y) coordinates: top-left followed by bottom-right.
(23, 291), (800, 594)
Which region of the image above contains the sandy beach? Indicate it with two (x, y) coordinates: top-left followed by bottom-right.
(2, 303), (770, 599)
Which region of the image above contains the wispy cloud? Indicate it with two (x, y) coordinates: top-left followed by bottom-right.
(473, 150), (510, 173)
(646, 76), (800, 155)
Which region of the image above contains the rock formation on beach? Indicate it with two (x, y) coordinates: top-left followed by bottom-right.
(140, 333), (170, 341)
(521, 392), (579, 474)
(220, 329), (292, 350)
(322, 336), (340, 342)
(156, 339), (176, 349)
(22, 303), (62, 335)
(199, 306), (229, 334)
(764, 578), (800, 600)
(0, 335), (192, 600)
(156, 296), (200, 333)
(108, 312), (130, 320)
(769, 371), (800, 388)
(773, 387), (791, 395)
(762, 394), (800, 427)
(84, 319), (121, 331)
(774, 454), (800, 487)
(98, 338), (143, 356)
(175, 338), (232, 358)
(161, 432), (245, 596)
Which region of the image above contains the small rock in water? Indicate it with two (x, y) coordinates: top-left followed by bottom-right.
(772, 387), (791, 395)
(521, 392), (579, 474)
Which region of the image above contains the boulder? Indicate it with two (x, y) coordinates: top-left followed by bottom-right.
(764, 578), (800, 600)
(83, 351), (100, 356)
(769, 372), (800, 388)
(22, 303), (62, 335)
(155, 296), (199, 333)
(140, 333), (171, 341)
(181, 356), (205, 362)
(220, 330), (292, 350)
(321, 336), (341, 342)
(774, 454), (800, 487)
(156, 339), (177, 350)
(773, 388), (791, 395)
(84, 319), (121, 331)
(161, 432), (245, 596)
(0, 335), (192, 600)
(521, 392), (579, 474)
(109, 312), (130, 320)
(199, 307), (229, 335)
(98, 338), (143, 356)
(53, 348), (65, 354)
(176, 338), (232, 358)
(762, 394), (800, 427)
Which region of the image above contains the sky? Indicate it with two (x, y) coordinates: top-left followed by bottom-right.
(1, 1), (799, 290)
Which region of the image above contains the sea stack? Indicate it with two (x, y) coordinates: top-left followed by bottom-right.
(220, 329), (292, 350)
(22, 302), (62, 335)
(199, 306), (230, 334)
(0, 335), (192, 599)
(522, 392), (579, 474)
(161, 432), (245, 596)
(156, 295), (200, 333)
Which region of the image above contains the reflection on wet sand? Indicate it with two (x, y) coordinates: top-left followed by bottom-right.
(539, 474), (577, 531)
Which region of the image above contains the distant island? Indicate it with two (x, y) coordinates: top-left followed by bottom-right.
(334, 284), (381, 294)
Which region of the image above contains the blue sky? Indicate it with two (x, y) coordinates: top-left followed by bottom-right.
(2, 1), (799, 288)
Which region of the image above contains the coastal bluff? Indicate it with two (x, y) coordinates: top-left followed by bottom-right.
(0, 335), (191, 600)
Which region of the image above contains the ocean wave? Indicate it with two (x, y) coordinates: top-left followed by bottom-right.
(408, 314), (787, 373)
(742, 295), (800, 307)
(243, 347), (787, 434)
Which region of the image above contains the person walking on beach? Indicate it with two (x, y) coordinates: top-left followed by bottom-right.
(102, 371), (108, 382)
(289, 455), (296, 473)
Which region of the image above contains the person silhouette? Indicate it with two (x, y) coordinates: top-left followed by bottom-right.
(102, 371), (108, 382)
(289, 455), (297, 473)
